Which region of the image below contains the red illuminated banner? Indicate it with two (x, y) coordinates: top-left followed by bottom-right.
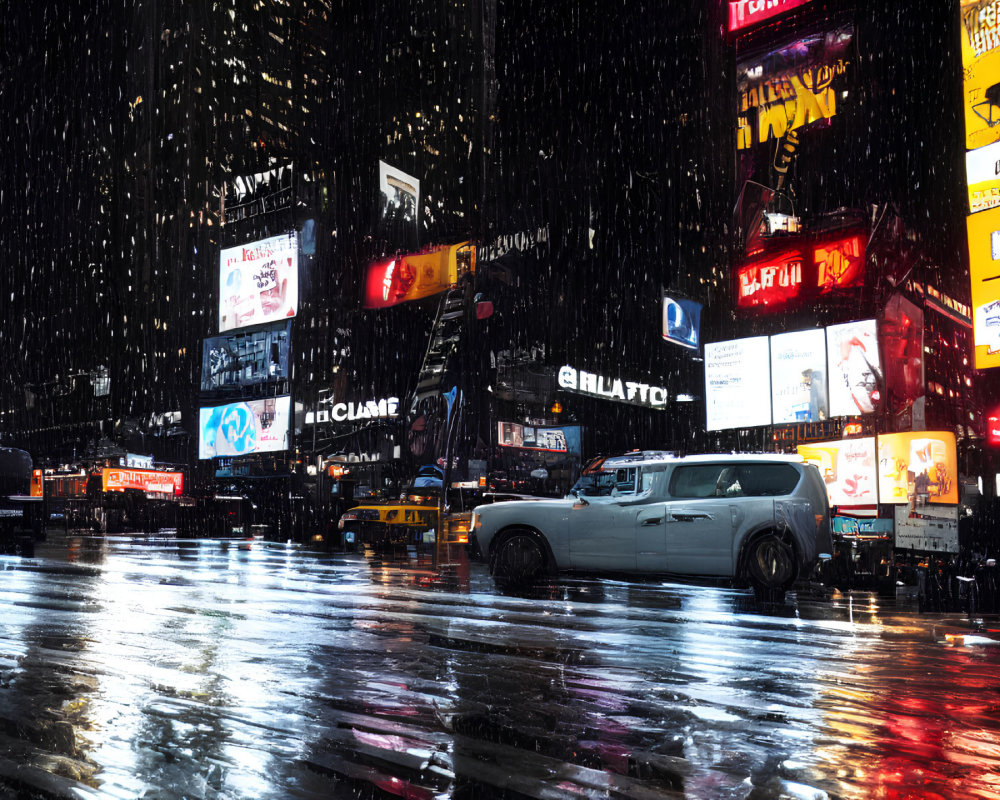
(989, 409), (1000, 447)
(814, 233), (865, 293)
(737, 248), (805, 308)
(728, 0), (811, 33)
(102, 468), (184, 497)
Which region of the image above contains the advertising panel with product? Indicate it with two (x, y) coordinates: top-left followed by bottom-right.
(968, 205), (1000, 368)
(200, 321), (291, 393)
(661, 296), (702, 350)
(198, 396), (291, 459)
(219, 233), (298, 333)
(826, 320), (882, 417)
(798, 437), (877, 507)
(877, 431), (958, 505)
(966, 139), (1000, 213)
(497, 422), (582, 455)
(704, 336), (771, 431)
(736, 25), (853, 152)
(960, 0), (1000, 151)
(102, 469), (184, 497)
(770, 328), (828, 424)
(362, 242), (476, 310)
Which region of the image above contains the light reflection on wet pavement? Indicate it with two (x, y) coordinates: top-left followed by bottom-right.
(1, 533), (999, 799)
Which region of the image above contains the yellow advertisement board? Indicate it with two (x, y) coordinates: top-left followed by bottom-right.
(967, 205), (1000, 368)
(363, 242), (476, 309)
(876, 431), (958, 505)
(960, 0), (1000, 151)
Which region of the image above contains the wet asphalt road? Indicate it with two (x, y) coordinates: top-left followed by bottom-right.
(1, 533), (999, 800)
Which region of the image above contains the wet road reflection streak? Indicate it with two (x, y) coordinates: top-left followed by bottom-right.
(0, 533), (998, 799)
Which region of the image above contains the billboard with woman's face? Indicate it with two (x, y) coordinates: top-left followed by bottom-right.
(826, 320), (882, 417)
(198, 396), (290, 459)
(219, 233), (298, 332)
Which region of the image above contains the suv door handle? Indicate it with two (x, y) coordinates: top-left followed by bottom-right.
(641, 517), (663, 526)
(669, 512), (712, 522)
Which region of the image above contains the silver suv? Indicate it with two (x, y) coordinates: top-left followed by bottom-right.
(470, 453), (832, 596)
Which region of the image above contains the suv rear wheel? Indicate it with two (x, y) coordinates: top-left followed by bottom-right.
(491, 529), (546, 585)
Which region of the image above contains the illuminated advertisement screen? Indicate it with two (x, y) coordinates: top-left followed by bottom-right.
(363, 242), (475, 309)
(102, 468), (184, 497)
(219, 233), (298, 333)
(826, 320), (882, 417)
(704, 336), (772, 431)
(737, 247), (805, 309)
(770, 328), (828, 424)
(960, 1), (1000, 151)
(798, 437), (877, 507)
(877, 431), (958, 505)
(497, 422), (582, 455)
(736, 25), (853, 151)
(968, 205), (1000, 368)
(967, 140), (1000, 213)
(662, 296), (702, 350)
(201, 322), (291, 393)
(728, 0), (811, 33)
(198, 396), (290, 459)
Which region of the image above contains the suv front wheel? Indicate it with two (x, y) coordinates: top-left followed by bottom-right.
(744, 533), (797, 594)
(491, 529), (547, 585)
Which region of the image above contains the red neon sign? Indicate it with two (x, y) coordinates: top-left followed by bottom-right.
(988, 412), (1000, 447)
(102, 468), (184, 496)
(737, 248), (804, 308)
(728, 0), (812, 33)
(815, 233), (865, 293)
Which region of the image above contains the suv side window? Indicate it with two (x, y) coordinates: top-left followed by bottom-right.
(669, 464), (729, 498)
(669, 463), (801, 498)
(733, 464), (800, 496)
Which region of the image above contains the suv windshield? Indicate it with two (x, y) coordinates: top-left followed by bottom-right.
(571, 466), (642, 497)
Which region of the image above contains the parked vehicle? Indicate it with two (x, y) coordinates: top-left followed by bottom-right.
(0, 447), (43, 555)
(469, 452), (832, 597)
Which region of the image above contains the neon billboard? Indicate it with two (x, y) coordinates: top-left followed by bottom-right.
(736, 231), (865, 310)
(728, 0), (812, 33)
(102, 469), (184, 497)
(736, 25), (853, 151)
